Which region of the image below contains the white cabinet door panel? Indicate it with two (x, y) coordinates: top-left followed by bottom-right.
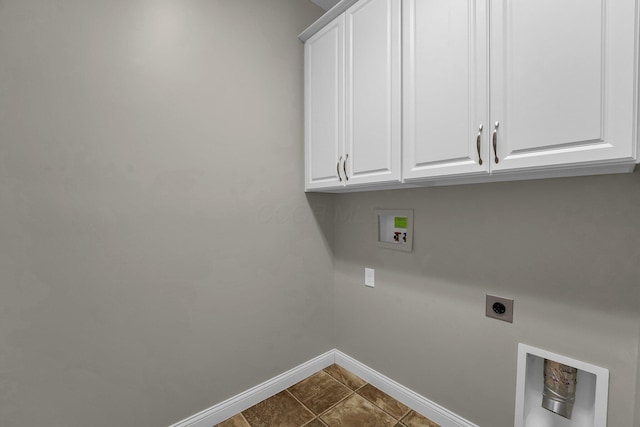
(305, 17), (345, 190)
(344, 0), (401, 185)
(403, 0), (489, 180)
(490, 0), (636, 172)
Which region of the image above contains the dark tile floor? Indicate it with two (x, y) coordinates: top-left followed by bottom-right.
(214, 364), (441, 427)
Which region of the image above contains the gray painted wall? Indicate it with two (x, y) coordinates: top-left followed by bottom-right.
(0, 1), (330, 426)
(332, 173), (640, 427)
(636, 329), (640, 427)
(2, 0), (639, 426)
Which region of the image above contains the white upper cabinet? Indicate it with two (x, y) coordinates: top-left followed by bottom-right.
(303, 0), (401, 191)
(490, 0), (637, 172)
(403, 0), (638, 183)
(304, 16), (345, 191)
(403, 0), (489, 180)
(302, 0), (639, 191)
(344, 0), (402, 186)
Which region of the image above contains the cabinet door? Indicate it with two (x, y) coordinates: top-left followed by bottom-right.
(490, 0), (637, 172)
(305, 16), (345, 191)
(403, 0), (489, 181)
(344, 0), (401, 186)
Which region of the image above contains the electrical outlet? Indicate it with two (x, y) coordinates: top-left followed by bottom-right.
(486, 295), (514, 323)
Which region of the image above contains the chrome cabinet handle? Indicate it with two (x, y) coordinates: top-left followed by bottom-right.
(492, 121), (500, 164)
(337, 156), (343, 182)
(343, 153), (349, 181)
(477, 124), (483, 166)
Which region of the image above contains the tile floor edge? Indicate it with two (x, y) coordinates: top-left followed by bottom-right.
(167, 350), (336, 427)
(333, 350), (479, 427)
(167, 349), (479, 427)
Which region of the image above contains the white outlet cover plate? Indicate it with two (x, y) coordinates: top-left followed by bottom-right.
(365, 268), (375, 287)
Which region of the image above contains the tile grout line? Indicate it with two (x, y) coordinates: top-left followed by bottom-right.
(230, 368), (436, 427)
(300, 415), (328, 427)
(324, 366), (408, 424)
(322, 365), (363, 390)
(278, 369), (357, 425)
(281, 389), (317, 425)
(396, 407), (413, 423)
(238, 413), (251, 427)
(353, 383), (413, 423)
(284, 367), (346, 424)
(316, 390), (356, 420)
(312, 370), (364, 420)
(213, 362), (441, 427)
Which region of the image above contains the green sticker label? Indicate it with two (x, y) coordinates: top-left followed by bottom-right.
(394, 217), (408, 229)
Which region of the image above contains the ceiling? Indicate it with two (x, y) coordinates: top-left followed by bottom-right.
(311, 0), (340, 11)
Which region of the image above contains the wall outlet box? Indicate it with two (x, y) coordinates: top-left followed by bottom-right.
(486, 294), (514, 323)
(374, 209), (414, 252)
(365, 268), (375, 288)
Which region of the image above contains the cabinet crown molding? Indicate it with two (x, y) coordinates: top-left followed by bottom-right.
(299, 0), (359, 42)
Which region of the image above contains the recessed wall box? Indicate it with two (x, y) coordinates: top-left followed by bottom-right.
(374, 209), (413, 252)
(515, 343), (609, 427)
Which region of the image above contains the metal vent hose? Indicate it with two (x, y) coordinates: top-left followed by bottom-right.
(542, 359), (578, 419)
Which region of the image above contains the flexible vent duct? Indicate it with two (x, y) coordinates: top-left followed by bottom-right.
(542, 359), (578, 419)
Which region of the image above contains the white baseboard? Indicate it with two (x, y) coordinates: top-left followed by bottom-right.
(169, 349), (478, 427)
(334, 350), (479, 427)
(168, 350), (335, 427)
